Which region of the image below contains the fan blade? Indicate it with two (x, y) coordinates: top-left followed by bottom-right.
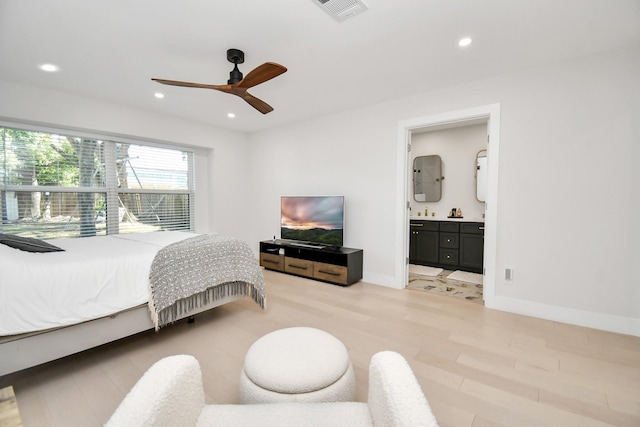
(152, 76), (277, 114)
(152, 78), (231, 92)
(236, 62), (287, 89)
(236, 91), (274, 114)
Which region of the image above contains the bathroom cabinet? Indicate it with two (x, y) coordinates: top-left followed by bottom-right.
(409, 221), (439, 265)
(409, 220), (483, 274)
(459, 222), (484, 272)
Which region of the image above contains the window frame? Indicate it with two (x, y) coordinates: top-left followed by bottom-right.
(0, 120), (195, 238)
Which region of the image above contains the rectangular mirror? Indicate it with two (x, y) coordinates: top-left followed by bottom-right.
(413, 155), (442, 202)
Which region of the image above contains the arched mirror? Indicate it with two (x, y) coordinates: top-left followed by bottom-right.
(476, 149), (487, 202)
(413, 155), (443, 202)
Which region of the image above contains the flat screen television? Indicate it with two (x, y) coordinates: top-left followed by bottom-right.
(280, 196), (344, 248)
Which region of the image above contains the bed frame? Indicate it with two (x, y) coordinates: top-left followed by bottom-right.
(0, 293), (245, 377)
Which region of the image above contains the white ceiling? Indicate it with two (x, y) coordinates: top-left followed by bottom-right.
(1, 0), (639, 133)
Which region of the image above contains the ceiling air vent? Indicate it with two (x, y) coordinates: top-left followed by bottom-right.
(313, 0), (369, 22)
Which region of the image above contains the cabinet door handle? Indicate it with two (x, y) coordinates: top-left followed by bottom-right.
(479, 227), (485, 230)
(411, 223), (423, 227)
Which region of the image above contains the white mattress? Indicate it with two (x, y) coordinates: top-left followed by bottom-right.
(0, 231), (197, 336)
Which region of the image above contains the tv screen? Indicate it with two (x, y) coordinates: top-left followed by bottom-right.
(280, 196), (344, 247)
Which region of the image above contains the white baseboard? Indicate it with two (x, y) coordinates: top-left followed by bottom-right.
(363, 271), (404, 289)
(365, 273), (640, 337)
(486, 296), (640, 337)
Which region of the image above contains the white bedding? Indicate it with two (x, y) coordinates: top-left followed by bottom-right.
(0, 231), (198, 336)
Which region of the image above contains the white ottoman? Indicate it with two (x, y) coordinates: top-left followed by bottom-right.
(239, 327), (356, 403)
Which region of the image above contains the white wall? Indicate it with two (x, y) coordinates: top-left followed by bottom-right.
(0, 80), (253, 242)
(246, 47), (640, 336)
(410, 124), (486, 220)
(246, 113), (400, 285)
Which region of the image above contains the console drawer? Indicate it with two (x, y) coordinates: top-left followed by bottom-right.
(260, 253), (284, 271)
(314, 262), (348, 285)
(284, 257), (314, 278)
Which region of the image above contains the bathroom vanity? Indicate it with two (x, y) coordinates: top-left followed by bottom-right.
(409, 218), (484, 273)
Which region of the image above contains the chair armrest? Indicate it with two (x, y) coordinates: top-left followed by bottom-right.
(367, 351), (439, 427)
(106, 354), (205, 427)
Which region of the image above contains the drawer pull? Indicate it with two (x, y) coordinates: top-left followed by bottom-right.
(479, 227), (485, 230)
(289, 264), (308, 270)
(263, 259), (280, 265)
(266, 248), (279, 253)
(318, 269), (341, 276)
(411, 223), (423, 227)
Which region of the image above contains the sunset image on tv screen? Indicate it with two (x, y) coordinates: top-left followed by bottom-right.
(281, 196), (343, 246)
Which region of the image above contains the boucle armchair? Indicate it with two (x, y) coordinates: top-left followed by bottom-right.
(106, 351), (439, 427)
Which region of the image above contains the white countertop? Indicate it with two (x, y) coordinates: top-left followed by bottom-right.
(410, 216), (484, 223)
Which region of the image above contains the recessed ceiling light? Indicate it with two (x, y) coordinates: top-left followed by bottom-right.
(39, 63), (59, 72)
(458, 37), (472, 47)
(227, 113), (236, 119)
(154, 92), (164, 99)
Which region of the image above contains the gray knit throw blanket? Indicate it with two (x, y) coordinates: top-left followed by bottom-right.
(148, 234), (265, 330)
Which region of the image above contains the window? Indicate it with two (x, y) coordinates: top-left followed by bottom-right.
(0, 126), (194, 239)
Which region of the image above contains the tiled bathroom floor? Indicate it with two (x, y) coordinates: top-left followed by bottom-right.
(407, 270), (484, 304)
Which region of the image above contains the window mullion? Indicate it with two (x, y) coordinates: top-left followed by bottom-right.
(104, 141), (119, 234)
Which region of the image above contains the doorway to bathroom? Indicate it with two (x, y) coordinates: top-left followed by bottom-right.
(396, 104), (500, 306)
(408, 121), (487, 302)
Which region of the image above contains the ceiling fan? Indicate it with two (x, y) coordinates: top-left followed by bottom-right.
(152, 49), (287, 114)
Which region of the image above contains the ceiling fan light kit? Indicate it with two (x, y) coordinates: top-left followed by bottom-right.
(152, 48), (287, 114)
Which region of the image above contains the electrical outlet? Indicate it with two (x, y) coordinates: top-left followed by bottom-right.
(505, 268), (514, 282)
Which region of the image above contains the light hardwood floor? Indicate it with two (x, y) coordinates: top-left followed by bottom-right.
(1, 270), (639, 427)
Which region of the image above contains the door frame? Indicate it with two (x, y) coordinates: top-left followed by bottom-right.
(396, 104), (500, 306)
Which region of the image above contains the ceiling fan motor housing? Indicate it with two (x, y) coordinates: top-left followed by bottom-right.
(227, 48), (244, 84)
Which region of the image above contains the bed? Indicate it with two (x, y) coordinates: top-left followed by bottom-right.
(0, 231), (265, 377)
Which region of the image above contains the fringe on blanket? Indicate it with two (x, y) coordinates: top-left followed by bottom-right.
(149, 281), (266, 331)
